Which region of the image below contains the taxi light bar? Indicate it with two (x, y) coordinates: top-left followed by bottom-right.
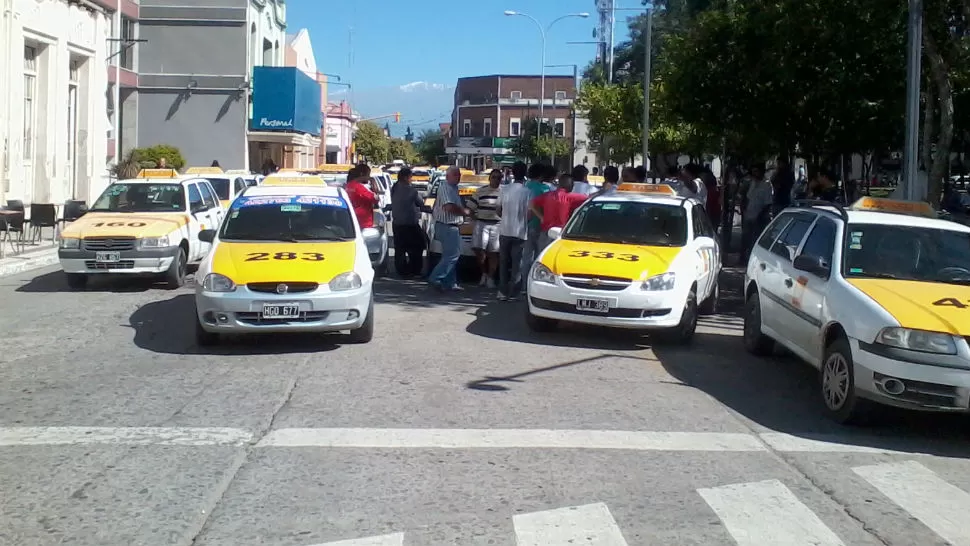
(316, 164), (354, 173)
(261, 175), (327, 187)
(185, 166), (224, 174)
(849, 197), (936, 218)
(136, 168), (180, 179)
(616, 182), (677, 195)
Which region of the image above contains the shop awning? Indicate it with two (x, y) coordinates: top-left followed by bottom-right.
(247, 132), (321, 147)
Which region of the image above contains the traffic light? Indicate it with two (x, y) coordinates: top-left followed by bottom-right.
(394, 112), (401, 123)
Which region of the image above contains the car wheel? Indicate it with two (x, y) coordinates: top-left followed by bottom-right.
(821, 335), (873, 425)
(65, 273), (88, 290)
(743, 291), (775, 356)
(656, 287), (698, 344)
(195, 316), (219, 346)
(347, 297), (374, 343)
(525, 306), (557, 332)
(165, 246), (187, 289)
(699, 279), (719, 315)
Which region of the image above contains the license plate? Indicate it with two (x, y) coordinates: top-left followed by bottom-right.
(261, 303), (300, 319)
(576, 297), (610, 313)
(95, 251), (121, 263)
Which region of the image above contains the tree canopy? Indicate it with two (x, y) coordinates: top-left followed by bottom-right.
(353, 121), (389, 164)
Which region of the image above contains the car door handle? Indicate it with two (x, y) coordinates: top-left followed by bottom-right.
(759, 263), (766, 271)
(784, 278), (793, 288)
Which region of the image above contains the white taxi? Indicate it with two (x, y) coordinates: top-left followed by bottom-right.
(526, 183), (721, 344)
(58, 168), (225, 289)
(184, 166), (252, 208)
(193, 185), (375, 345)
(743, 197), (970, 423)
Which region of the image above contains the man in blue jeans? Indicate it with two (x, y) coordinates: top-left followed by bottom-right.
(428, 166), (469, 291)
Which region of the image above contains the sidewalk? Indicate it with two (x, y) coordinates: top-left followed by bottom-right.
(0, 228), (59, 278)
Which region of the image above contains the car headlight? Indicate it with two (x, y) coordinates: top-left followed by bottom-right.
(59, 238), (80, 249)
(875, 327), (957, 355)
(531, 263), (557, 284)
(641, 272), (676, 291)
(201, 273), (236, 292)
(329, 271), (362, 291)
(138, 235), (171, 248)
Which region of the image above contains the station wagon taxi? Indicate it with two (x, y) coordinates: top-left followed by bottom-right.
(57, 168), (225, 289)
(744, 197), (970, 423)
(193, 185), (375, 345)
(526, 183), (721, 344)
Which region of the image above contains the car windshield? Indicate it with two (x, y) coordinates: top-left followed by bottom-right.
(563, 200), (688, 246)
(844, 223), (970, 284)
(220, 195), (356, 242)
(89, 183), (185, 213)
(322, 174), (347, 187)
(202, 178), (232, 200)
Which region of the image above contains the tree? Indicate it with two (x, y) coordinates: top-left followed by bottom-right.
(354, 120), (389, 163)
(511, 118), (571, 166)
(414, 129), (446, 166)
(575, 84), (643, 163)
(388, 137), (420, 164)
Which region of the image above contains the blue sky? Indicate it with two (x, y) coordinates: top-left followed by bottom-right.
(287, 0), (633, 91)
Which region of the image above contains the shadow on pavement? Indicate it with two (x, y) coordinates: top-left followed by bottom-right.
(14, 270), (184, 293)
(373, 277), (490, 310)
(128, 294), (341, 356)
(465, 352), (658, 392)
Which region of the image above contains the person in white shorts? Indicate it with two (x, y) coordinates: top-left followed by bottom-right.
(467, 169), (503, 287)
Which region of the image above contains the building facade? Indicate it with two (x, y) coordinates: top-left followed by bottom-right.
(324, 101), (357, 165)
(0, 0), (112, 206)
(278, 28), (325, 169)
(446, 75), (577, 171)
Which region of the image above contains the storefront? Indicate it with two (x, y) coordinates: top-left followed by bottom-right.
(247, 66), (321, 173)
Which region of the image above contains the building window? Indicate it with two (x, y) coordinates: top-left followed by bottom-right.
(554, 90), (567, 101)
(67, 60), (80, 165)
(554, 118), (566, 137)
(462, 119), (471, 136)
(483, 118), (492, 137)
(23, 45), (37, 161)
(510, 90), (522, 101)
(120, 17), (136, 70)
(509, 118), (520, 137)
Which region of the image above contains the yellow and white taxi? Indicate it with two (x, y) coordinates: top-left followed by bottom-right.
(526, 183), (721, 344)
(421, 173), (491, 274)
(744, 197), (970, 424)
(58, 168), (226, 289)
(184, 166), (253, 208)
(193, 185), (376, 345)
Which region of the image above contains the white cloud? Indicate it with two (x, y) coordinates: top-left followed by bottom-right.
(399, 81), (448, 92)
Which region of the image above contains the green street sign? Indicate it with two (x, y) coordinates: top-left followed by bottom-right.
(492, 154), (518, 164)
(492, 137), (516, 148)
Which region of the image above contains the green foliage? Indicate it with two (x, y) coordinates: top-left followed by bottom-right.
(129, 144), (185, 170)
(414, 129), (446, 166)
(510, 118), (571, 163)
(575, 84), (643, 162)
(388, 138), (420, 165)
(354, 121), (389, 163)
(110, 150), (142, 179)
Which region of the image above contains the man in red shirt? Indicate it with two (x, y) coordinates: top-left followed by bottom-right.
(344, 164), (379, 229)
(529, 174), (588, 251)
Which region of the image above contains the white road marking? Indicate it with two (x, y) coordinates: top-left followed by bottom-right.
(256, 428), (768, 451)
(853, 460), (970, 546)
(697, 479), (845, 546)
(0, 427), (252, 446)
(308, 532), (405, 546)
(760, 432), (916, 455)
(512, 502), (630, 545)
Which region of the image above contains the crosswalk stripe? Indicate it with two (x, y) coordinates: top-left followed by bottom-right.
(697, 479), (845, 546)
(308, 532), (405, 546)
(853, 460), (970, 546)
(512, 502), (630, 545)
(0, 426), (252, 446)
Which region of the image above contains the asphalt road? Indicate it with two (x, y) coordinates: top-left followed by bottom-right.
(2, 265), (970, 546)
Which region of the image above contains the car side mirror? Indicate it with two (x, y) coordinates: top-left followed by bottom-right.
(793, 254), (830, 278)
(199, 229), (216, 243)
(547, 226), (563, 240)
(361, 227), (381, 240)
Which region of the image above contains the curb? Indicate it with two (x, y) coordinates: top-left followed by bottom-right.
(0, 247), (59, 278)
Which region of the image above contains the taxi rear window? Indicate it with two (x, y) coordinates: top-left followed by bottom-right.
(564, 201), (688, 247)
(221, 195), (355, 242)
(844, 223), (970, 284)
(90, 183), (185, 213)
(202, 177), (231, 200)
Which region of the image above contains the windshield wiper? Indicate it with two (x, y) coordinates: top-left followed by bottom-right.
(855, 272), (905, 280)
(563, 234), (607, 241)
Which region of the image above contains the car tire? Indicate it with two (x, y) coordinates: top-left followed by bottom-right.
(656, 287), (698, 345)
(743, 291), (776, 356)
(65, 273), (88, 290)
(525, 306), (557, 332)
(165, 246), (187, 289)
(699, 279), (719, 315)
(347, 297), (374, 344)
(195, 316), (219, 346)
(821, 335), (873, 425)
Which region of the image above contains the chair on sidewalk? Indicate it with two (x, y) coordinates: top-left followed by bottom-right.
(27, 203), (57, 244)
(0, 206), (25, 256)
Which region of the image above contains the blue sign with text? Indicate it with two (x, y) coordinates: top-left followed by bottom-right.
(250, 66), (322, 136)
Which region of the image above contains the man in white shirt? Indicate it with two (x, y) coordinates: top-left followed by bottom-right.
(571, 164), (592, 195)
(495, 162), (531, 300)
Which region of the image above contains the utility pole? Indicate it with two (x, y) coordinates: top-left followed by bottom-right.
(641, 5), (652, 170)
(902, 0), (923, 201)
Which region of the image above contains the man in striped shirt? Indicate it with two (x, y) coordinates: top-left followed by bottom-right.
(468, 169), (503, 287)
(428, 166), (469, 291)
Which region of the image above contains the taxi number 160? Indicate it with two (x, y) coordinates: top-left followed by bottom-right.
(568, 250), (639, 262)
(245, 252), (324, 262)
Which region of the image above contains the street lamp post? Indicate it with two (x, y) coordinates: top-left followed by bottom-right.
(504, 10), (589, 162)
(902, 0), (923, 201)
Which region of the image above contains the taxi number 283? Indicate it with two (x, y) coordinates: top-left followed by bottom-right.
(568, 250), (639, 262)
(245, 252), (325, 262)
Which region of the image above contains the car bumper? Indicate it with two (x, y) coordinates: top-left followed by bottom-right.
(58, 246), (180, 274)
(195, 284), (372, 334)
(852, 338), (970, 411)
(428, 234), (476, 257)
(526, 277), (685, 329)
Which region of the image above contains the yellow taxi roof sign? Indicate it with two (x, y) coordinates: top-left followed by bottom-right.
(617, 182), (677, 196)
(850, 197), (935, 218)
(185, 166), (224, 174)
(136, 168), (181, 179)
(261, 175), (327, 187)
(317, 164), (353, 173)
(277, 168), (303, 173)
(224, 169), (251, 175)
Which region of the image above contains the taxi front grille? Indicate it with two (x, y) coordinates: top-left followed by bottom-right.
(235, 311), (329, 325)
(561, 273), (632, 291)
(82, 237), (136, 251)
(247, 282), (319, 294)
(85, 260), (135, 270)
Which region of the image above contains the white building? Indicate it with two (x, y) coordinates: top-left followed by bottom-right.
(0, 0), (111, 206)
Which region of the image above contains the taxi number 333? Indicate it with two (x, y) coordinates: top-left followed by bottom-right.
(245, 252), (325, 261)
(567, 250), (639, 262)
